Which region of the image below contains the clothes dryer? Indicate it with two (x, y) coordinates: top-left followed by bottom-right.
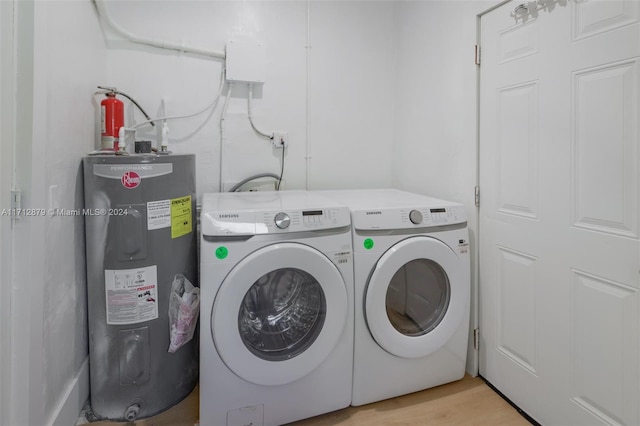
(200, 191), (354, 426)
(320, 189), (470, 406)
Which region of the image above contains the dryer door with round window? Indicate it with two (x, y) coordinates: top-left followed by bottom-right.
(365, 236), (468, 359)
(211, 242), (348, 386)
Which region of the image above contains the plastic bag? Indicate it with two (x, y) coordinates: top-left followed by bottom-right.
(168, 274), (200, 353)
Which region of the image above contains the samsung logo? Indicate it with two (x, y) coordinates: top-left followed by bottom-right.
(218, 213), (240, 219)
(366, 211), (382, 215)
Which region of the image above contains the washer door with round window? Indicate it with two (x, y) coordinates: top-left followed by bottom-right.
(211, 242), (348, 386)
(365, 236), (467, 359)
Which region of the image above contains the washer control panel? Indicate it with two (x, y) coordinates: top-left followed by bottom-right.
(202, 206), (350, 236)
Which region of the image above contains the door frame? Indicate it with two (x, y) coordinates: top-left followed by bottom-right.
(474, 0), (511, 378)
(0, 0), (15, 424)
(5, 0), (44, 424)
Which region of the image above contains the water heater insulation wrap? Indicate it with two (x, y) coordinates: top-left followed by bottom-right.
(83, 154), (198, 421)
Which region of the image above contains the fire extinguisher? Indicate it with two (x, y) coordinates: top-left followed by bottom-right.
(100, 88), (124, 151)
(97, 86), (154, 152)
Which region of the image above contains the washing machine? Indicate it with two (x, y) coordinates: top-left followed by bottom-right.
(199, 191), (354, 426)
(320, 189), (470, 406)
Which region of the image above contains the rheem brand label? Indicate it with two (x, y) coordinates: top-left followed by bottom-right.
(121, 171), (141, 189)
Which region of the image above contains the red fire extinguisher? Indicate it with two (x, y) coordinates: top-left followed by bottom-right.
(100, 89), (124, 151)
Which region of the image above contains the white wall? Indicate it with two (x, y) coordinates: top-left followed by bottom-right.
(392, 0), (497, 375)
(308, 1), (396, 189)
(393, 0), (487, 201)
(39, 2), (106, 423)
(102, 0), (396, 195)
(10, 1), (106, 425)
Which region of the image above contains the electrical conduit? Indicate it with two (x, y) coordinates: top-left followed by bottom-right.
(219, 83), (233, 192)
(247, 84), (274, 140)
(94, 0), (225, 59)
(133, 69), (226, 129)
(305, 0), (311, 190)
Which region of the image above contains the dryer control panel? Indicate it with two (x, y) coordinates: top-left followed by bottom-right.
(352, 204), (466, 231)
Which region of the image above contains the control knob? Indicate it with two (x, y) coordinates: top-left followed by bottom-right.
(274, 212), (291, 229)
(409, 209), (423, 225)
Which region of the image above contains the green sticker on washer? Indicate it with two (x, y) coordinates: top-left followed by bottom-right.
(363, 238), (374, 250)
(215, 246), (228, 259)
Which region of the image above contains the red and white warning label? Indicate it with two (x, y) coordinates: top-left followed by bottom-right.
(104, 265), (158, 325)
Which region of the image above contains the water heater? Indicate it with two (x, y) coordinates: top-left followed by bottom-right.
(83, 153), (198, 421)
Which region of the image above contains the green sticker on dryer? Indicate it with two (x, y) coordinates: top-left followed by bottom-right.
(363, 238), (374, 250)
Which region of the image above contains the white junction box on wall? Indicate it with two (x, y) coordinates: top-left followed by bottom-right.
(225, 40), (267, 83)
(272, 132), (289, 148)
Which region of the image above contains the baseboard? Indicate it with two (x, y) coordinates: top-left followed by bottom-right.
(47, 357), (90, 426)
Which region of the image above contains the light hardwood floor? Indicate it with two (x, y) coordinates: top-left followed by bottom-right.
(87, 375), (531, 426)
(291, 375), (531, 426)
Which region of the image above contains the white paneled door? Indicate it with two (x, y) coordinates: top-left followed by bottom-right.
(479, 0), (639, 424)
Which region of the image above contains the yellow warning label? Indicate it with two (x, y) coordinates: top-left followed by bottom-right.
(171, 195), (192, 239)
